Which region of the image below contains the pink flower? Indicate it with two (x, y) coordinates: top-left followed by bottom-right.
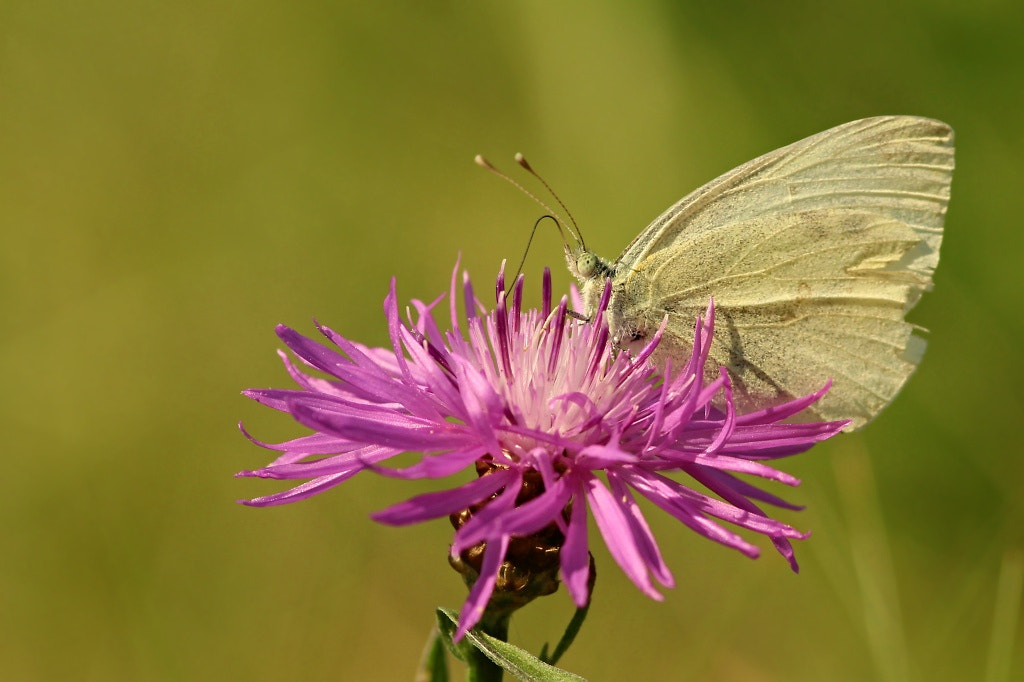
(239, 262), (846, 638)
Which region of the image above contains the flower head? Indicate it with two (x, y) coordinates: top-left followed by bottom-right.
(239, 262), (847, 638)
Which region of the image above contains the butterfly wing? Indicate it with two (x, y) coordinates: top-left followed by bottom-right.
(612, 116), (954, 428)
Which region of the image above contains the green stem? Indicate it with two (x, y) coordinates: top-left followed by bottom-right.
(465, 612), (511, 682)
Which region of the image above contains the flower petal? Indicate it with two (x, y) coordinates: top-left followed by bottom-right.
(583, 474), (662, 600)
(288, 396), (471, 451)
(372, 468), (518, 525)
(455, 534), (510, 640)
(561, 482), (592, 606)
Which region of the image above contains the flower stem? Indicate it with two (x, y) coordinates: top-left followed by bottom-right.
(466, 612), (511, 682)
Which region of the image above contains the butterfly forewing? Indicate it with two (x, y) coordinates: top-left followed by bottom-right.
(605, 116), (954, 429)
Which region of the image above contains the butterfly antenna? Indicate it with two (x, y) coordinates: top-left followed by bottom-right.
(476, 155), (575, 301)
(514, 153), (585, 249)
(505, 214), (560, 300)
(474, 155), (573, 251)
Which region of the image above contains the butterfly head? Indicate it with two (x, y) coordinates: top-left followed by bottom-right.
(566, 247), (614, 284)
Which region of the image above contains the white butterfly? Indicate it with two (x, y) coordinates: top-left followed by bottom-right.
(567, 116), (954, 429)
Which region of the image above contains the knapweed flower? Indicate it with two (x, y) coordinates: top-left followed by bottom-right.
(239, 262), (846, 639)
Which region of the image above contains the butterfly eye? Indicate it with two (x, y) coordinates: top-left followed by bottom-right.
(577, 252), (599, 278)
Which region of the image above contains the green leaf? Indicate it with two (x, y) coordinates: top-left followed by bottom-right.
(435, 609), (472, 663)
(415, 626), (449, 682)
(436, 608), (587, 682)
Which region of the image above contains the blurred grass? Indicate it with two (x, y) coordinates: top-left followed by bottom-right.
(2, 1), (1022, 680)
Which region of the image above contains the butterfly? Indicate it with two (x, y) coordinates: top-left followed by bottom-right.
(566, 116), (954, 429)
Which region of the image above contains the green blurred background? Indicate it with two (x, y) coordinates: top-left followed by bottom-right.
(3, 1), (1022, 680)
